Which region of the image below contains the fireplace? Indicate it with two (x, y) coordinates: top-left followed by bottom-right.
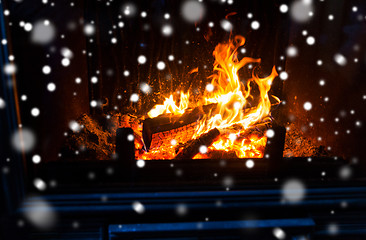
(1, 0), (366, 239)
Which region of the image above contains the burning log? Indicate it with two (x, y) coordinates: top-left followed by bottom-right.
(175, 128), (221, 159)
(142, 104), (216, 151)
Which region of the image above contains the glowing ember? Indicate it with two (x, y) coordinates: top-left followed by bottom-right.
(138, 35), (279, 160)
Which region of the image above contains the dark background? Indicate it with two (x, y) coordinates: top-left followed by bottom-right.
(0, 0), (365, 167)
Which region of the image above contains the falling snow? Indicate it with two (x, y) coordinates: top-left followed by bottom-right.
(245, 159), (254, 168)
(31, 20), (56, 45)
(22, 197), (57, 230)
(32, 155), (41, 164)
(279, 71), (288, 80)
(69, 120), (81, 132)
(136, 159), (145, 168)
(31, 107), (40, 117)
(157, 61), (166, 70)
(206, 83), (214, 92)
(3, 63), (17, 75)
(266, 129), (275, 138)
(181, 0), (206, 23)
(251, 21), (260, 30)
(199, 145), (208, 154)
(273, 227), (286, 239)
(279, 4), (289, 13)
(290, 0), (313, 23)
(334, 53), (347, 66)
(47, 82), (56, 92)
(306, 36), (315, 45)
(162, 24), (173, 36)
(281, 179), (306, 203)
(286, 46), (298, 57)
(220, 19), (233, 32)
(303, 102), (312, 111)
(130, 93), (139, 102)
(42, 65), (51, 74)
(0, 98), (5, 109)
(132, 201), (145, 214)
(137, 55), (147, 64)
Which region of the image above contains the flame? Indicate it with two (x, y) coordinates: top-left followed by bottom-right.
(147, 92), (190, 118)
(143, 35), (278, 159)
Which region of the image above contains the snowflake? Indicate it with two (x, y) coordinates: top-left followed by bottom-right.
(303, 102), (312, 111)
(251, 21), (260, 30)
(181, 0), (206, 23)
(47, 82), (56, 92)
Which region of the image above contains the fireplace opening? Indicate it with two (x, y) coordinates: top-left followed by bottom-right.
(1, 0), (366, 186)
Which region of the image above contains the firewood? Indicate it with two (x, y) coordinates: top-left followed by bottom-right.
(175, 128), (221, 159)
(142, 103), (216, 151)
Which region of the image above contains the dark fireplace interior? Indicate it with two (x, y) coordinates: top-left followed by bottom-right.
(1, 0), (366, 239)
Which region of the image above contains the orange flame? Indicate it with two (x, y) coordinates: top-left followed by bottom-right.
(144, 35), (278, 159)
(147, 92), (190, 118)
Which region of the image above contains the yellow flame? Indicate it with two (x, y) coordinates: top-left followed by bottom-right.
(145, 35), (278, 159)
(147, 92), (190, 118)
(199, 35), (277, 133)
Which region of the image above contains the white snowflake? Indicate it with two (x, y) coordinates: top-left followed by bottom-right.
(162, 24), (173, 36)
(157, 61), (166, 70)
(273, 228), (286, 240)
(306, 36), (315, 45)
(31, 108), (40, 117)
(3, 63), (17, 75)
(23, 196), (57, 230)
(24, 23), (33, 32)
(251, 21), (260, 30)
(205, 83), (214, 92)
(32, 155), (41, 164)
(42, 65), (51, 74)
(140, 82), (152, 94)
(91, 76), (98, 84)
(290, 0), (314, 23)
(130, 93), (139, 102)
(266, 129), (275, 138)
(132, 201), (145, 214)
(0, 98), (5, 109)
(123, 70), (130, 77)
(334, 53), (347, 66)
(61, 47), (73, 59)
(61, 58), (70, 67)
(303, 102), (312, 111)
(199, 145), (208, 154)
(31, 20), (56, 45)
(181, 0), (206, 23)
(33, 178), (47, 191)
(279, 4), (288, 13)
(220, 19), (233, 32)
(286, 46), (298, 57)
(90, 100), (98, 108)
(245, 159), (254, 168)
(136, 159), (145, 168)
(137, 55), (147, 64)
(279, 71), (288, 80)
(281, 179), (306, 203)
(69, 120), (81, 132)
(47, 82), (56, 92)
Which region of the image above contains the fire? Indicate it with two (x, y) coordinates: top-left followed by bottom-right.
(142, 35), (278, 159)
(147, 92), (190, 118)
